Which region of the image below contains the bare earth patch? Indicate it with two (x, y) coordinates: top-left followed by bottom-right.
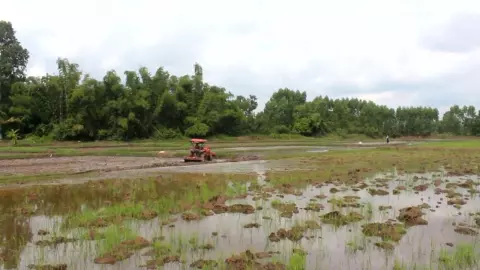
(0, 156), (184, 175)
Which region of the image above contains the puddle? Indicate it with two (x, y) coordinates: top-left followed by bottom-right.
(1, 170), (479, 269)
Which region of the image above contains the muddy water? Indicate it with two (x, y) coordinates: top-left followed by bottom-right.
(1, 170), (479, 270)
(152, 160), (297, 174)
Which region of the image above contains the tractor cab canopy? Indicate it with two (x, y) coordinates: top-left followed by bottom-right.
(190, 138), (207, 143)
(190, 138), (207, 148)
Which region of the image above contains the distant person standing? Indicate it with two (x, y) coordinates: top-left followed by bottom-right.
(386, 135), (390, 144)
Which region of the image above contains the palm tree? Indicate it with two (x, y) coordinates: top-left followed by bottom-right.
(6, 129), (19, 145)
(0, 116), (21, 141)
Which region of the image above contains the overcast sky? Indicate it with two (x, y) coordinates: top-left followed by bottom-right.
(2, 0), (480, 113)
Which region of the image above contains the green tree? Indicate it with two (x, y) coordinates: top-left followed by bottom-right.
(3, 20), (480, 142)
(0, 21), (29, 139)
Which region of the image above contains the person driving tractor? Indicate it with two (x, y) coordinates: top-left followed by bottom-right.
(184, 138), (216, 162)
(191, 142), (204, 156)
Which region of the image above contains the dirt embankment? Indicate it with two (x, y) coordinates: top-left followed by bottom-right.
(0, 156), (179, 175)
(0, 155), (261, 176)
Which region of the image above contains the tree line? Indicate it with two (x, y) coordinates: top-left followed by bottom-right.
(1, 20), (479, 141)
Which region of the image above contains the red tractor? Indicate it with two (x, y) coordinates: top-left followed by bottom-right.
(184, 138), (217, 162)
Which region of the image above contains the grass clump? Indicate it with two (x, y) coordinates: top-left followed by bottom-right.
(288, 249), (307, 270)
(93, 225), (151, 264)
(438, 243), (480, 270)
(320, 211), (364, 226)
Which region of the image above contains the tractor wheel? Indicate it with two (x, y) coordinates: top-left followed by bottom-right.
(205, 154), (212, 161)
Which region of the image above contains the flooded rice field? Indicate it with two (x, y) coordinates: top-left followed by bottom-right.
(0, 167), (479, 270)
(0, 143), (386, 177)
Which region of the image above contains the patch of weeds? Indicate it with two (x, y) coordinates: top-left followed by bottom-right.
(288, 249), (306, 270)
(328, 197), (360, 208)
(150, 240), (172, 256)
(271, 199), (298, 218)
(94, 225), (149, 264)
(320, 211), (364, 226)
(393, 259), (407, 270)
(226, 182), (248, 197)
(438, 243), (479, 270)
(62, 203), (158, 229)
(304, 202), (324, 211)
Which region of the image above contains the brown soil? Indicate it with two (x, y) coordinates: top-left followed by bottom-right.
(397, 206), (428, 226)
(181, 212), (201, 221)
(26, 264), (67, 270)
(144, 255), (180, 268)
(0, 154), (262, 179)
(304, 203), (324, 211)
(224, 250), (286, 270)
(94, 236), (150, 264)
(0, 156), (182, 175)
(315, 194), (327, 199)
(227, 204), (256, 214)
(375, 241), (394, 250)
(140, 210), (158, 220)
(328, 198), (360, 208)
(268, 232), (280, 242)
(362, 222), (407, 241)
(271, 201), (299, 218)
(244, 223), (261, 228)
(37, 229), (49, 236)
(454, 226), (478, 236)
(230, 155), (261, 162)
(320, 211), (364, 225)
(447, 198), (467, 205)
(368, 189), (389, 196)
(35, 237), (77, 246)
(190, 259), (218, 269)
(202, 195), (255, 215)
(413, 184), (428, 191)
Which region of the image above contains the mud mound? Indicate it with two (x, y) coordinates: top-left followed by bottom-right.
(225, 250), (286, 270)
(27, 264), (67, 270)
(271, 201), (299, 218)
(143, 255), (180, 268)
(454, 226), (478, 236)
(397, 206), (428, 226)
(94, 236), (150, 264)
(230, 155), (261, 162)
(35, 237), (77, 247)
(190, 259), (218, 269)
(321, 211), (364, 225)
(181, 212), (201, 221)
(362, 222), (407, 241)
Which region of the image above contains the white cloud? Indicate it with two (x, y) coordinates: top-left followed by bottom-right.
(2, 0), (480, 112)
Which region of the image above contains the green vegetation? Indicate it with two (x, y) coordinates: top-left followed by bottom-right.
(1, 20), (480, 143)
(439, 243), (479, 270)
(418, 139), (480, 148)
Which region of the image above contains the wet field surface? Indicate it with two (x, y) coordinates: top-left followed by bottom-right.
(0, 167), (479, 270)
(0, 143), (389, 189)
(0, 142), (400, 176)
